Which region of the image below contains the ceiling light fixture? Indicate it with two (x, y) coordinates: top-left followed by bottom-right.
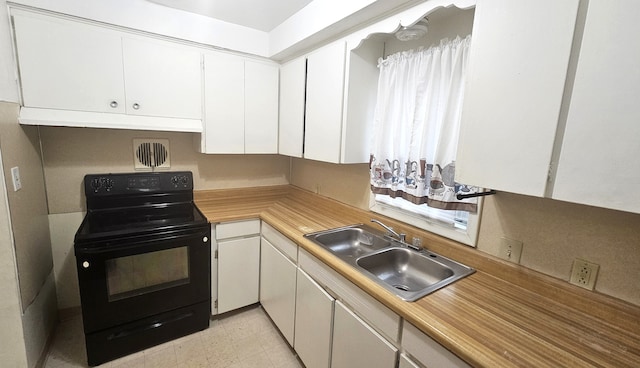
(396, 18), (429, 41)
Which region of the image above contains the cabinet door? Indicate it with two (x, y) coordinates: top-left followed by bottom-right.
(203, 52), (245, 153)
(305, 41), (347, 163)
(331, 300), (397, 368)
(12, 10), (125, 113)
(402, 322), (470, 368)
(294, 269), (334, 368)
(122, 37), (202, 119)
(245, 60), (279, 154)
(259, 237), (297, 346)
(278, 57), (306, 158)
(456, 0), (579, 196)
(552, 0), (640, 214)
(398, 354), (421, 368)
(217, 236), (260, 314)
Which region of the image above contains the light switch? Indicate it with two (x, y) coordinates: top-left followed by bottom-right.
(11, 166), (22, 191)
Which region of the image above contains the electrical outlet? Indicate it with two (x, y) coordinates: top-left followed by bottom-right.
(570, 259), (599, 290)
(497, 237), (523, 263)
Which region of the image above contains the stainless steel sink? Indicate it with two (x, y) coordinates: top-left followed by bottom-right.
(304, 224), (474, 301)
(310, 226), (390, 258)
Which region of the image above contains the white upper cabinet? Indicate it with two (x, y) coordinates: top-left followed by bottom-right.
(278, 57), (306, 158)
(551, 0), (640, 214)
(280, 38), (381, 164)
(203, 52), (246, 153)
(455, 0), (580, 196)
(121, 37), (202, 119)
(304, 40), (347, 163)
(11, 9), (203, 131)
(245, 60), (279, 154)
(13, 10), (125, 114)
(202, 52), (279, 154)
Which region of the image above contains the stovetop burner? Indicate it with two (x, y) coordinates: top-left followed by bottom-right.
(76, 202), (207, 242)
(74, 171), (208, 244)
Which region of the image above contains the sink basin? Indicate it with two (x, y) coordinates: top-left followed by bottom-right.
(307, 225), (390, 258)
(356, 247), (470, 301)
(304, 225), (474, 301)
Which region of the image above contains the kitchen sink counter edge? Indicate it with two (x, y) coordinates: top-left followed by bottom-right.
(195, 185), (640, 368)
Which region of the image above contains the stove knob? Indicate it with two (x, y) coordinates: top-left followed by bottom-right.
(82, 261), (90, 269)
(202, 236), (208, 243)
(90, 178), (101, 192)
(171, 176), (180, 187)
(181, 176), (189, 185)
(104, 179), (114, 191)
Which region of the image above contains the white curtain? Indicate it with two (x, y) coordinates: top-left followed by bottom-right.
(369, 35), (478, 212)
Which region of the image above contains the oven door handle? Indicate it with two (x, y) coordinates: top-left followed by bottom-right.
(76, 230), (210, 256)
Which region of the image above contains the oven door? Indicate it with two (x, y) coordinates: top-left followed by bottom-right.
(75, 226), (211, 333)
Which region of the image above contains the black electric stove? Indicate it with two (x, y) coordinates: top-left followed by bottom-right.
(74, 171), (211, 366)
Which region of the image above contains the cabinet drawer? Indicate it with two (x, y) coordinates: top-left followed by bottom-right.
(215, 219), (260, 240)
(261, 223), (298, 261)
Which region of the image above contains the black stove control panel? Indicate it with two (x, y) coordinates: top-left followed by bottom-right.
(170, 174), (191, 189)
(85, 172), (193, 196)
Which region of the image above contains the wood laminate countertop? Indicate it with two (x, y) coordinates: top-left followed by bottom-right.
(195, 185), (640, 367)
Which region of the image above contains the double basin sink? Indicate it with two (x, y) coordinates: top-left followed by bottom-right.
(304, 224), (475, 301)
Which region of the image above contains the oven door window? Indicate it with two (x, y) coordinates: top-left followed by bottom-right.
(106, 246), (189, 302)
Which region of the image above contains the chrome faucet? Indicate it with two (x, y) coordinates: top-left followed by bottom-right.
(370, 219), (406, 243)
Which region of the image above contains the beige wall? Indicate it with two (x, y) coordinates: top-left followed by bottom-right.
(0, 103), (54, 308)
(0, 102), (57, 367)
(478, 193), (640, 306)
(291, 158), (371, 209)
(290, 158), (640, 307)
(39, 126), (291, 214)
(0, 127), (29, 368)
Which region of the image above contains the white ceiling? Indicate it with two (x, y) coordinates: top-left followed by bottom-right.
(146, 0), (314, 32)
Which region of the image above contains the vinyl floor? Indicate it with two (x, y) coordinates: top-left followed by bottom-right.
(44, 305), (304, 368)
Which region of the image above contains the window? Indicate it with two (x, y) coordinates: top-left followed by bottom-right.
(369, 35), (482, 246)
(370, 193), (482, 246)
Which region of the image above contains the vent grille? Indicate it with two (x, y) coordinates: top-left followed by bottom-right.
(133, 139), (171, 170)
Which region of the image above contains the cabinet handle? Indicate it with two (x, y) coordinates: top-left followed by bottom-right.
(109, 101), (118, 108)
(132, 103), (140, 110)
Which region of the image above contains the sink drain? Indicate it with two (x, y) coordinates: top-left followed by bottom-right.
(393, 284), (411, 291)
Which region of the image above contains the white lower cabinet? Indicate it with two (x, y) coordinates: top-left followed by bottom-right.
(398, 354), (421, 368)
(215, 220), (261, 314)
(259, 236), (297, 346)
(402, 322), (471, 368)
(294, 269), (334, 368)
(331, 300), (398, 368)
(258, 224), (467, 368)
